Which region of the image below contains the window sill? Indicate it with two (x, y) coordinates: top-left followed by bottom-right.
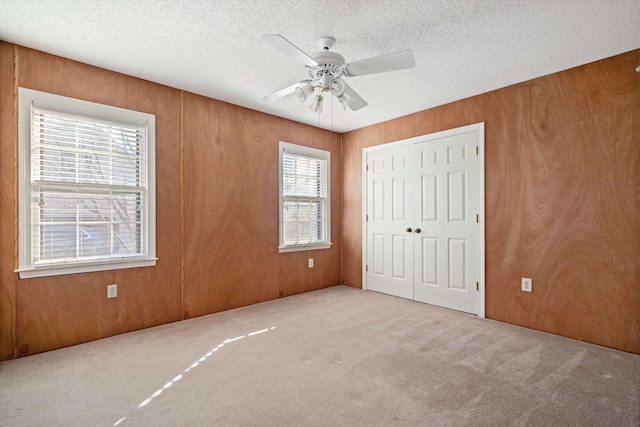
(278, 243), (332, 253)
(16, 258), (158, 279)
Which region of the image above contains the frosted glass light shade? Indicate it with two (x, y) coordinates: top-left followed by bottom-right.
(338, 92), (354, 110)
(295, 83), (314, 103)
(309, 95), (323, 114)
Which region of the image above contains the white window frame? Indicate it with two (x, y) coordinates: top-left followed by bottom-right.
(17, 88), (157, 278)
(278, 141), (331, 253)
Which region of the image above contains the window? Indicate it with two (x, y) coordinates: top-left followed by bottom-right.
(18, 88), (156, 278)
(279, 142), (331, 252)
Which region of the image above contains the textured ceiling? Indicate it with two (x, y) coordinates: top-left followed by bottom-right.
(1, 0), (638, 133)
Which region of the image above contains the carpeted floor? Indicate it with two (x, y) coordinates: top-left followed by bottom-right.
(1, 285), (639, 426)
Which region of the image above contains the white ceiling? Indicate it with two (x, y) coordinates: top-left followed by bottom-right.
(1, 1), (638, 133)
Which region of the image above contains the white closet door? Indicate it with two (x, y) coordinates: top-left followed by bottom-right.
(365, 144), (414, 300)
(413, 131), (479, 314)
(363, 123), (483, 315)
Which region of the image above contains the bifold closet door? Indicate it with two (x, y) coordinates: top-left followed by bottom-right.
(365, 126), (481, 315)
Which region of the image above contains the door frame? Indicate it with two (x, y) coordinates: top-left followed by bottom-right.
(361, 122), (485, 318)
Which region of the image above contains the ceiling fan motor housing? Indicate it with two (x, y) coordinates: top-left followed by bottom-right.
(308, 51), (346, 86)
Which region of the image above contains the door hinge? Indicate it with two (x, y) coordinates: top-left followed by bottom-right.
(476, 214), (479, 223)
(476, 282), (479, 291)
(476, 146), (479, 155)
(366, 164), (369, 171)
(366, 265), (368, 272)
(366, 214), (369, 221)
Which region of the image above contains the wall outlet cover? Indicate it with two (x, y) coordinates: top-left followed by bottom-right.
(522, 278), (532, 292)
(107, 284), (118, 298)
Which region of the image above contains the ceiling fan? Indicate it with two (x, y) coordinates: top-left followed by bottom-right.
(261, 34), (415, 114)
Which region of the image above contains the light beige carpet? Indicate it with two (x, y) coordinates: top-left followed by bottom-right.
(1, 285), (638, 426)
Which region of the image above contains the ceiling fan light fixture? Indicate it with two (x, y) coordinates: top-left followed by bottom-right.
(261, 35), (413, 114)
(338, 92), (354, 110)
(295, 82), (314, 103)
(309, 95), (324, 114)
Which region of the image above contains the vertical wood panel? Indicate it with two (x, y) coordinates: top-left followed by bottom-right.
(9, 47), (183, 356)
(479, 50), (640, 353)
(182, 93), (341, 317)
(341, 129), (365, 289)
(342, 50), (640, 353)
(0, 42), (18, 359)
(182, 94), (279, 315)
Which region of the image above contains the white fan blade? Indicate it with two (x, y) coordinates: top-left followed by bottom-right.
(344, 83), (368, 111)
(261, 81), (308, 102)
(345, 50), (415, 77)
(262, 34), (318, 67)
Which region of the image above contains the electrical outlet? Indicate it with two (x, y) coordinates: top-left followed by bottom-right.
(522, 278), (532, 292)
(107, 284), (118, 298)
(308, 258), (314, 268)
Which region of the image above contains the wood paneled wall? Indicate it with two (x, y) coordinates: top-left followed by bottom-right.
(0, 45), (183, 359)
(181, 93), (341, 317)
(0, 44), (341, 360)
(0, 43), (17, 360)
(342, 50), (640, 353)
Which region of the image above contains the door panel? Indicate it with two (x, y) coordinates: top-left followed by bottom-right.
(447, 171), (466, 222)
(421, 174), (438, 222)
(372, 180), (385, 220)
(421, 237), (438, 285)
(372, 234), (385, 275)
(392, 177), (407, 220)
(392, 235), (407, 279)
(448, 238), (466, 290)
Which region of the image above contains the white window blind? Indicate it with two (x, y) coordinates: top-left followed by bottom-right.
(279, 142), (331, 252)
(18, 88), (156, 278)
